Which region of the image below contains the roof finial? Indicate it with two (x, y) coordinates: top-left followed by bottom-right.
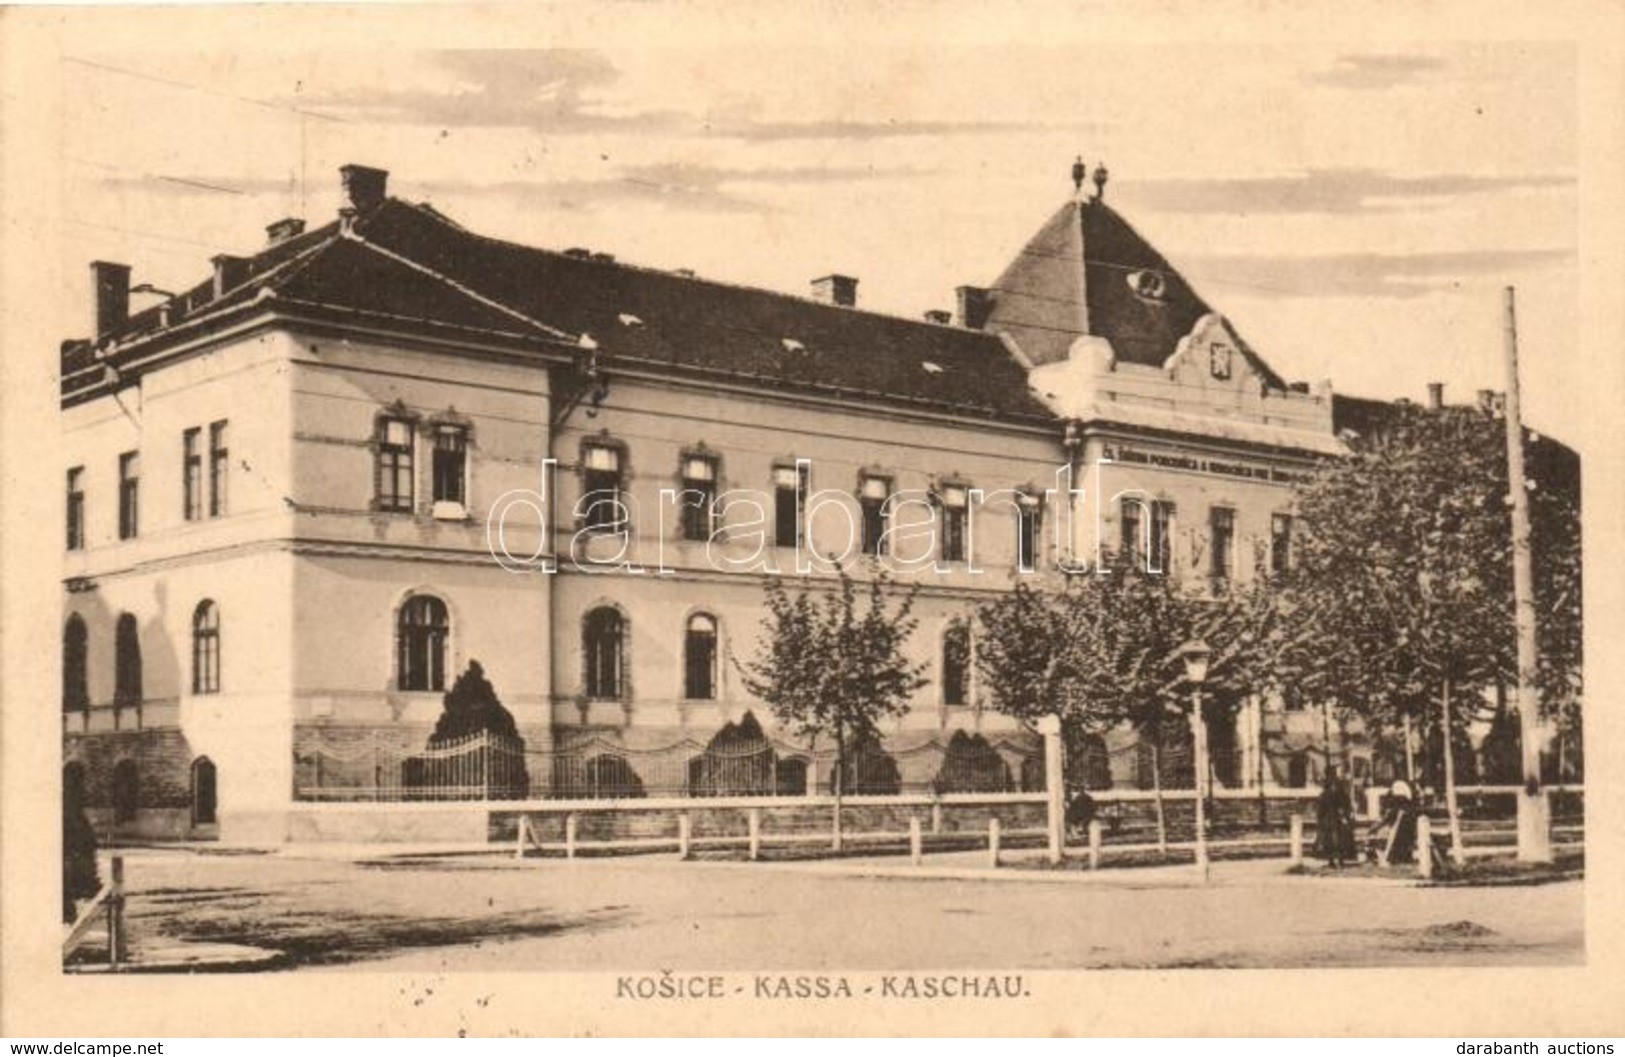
(1092, 161), (1109, 200)
(1071, 155), (1086, 194)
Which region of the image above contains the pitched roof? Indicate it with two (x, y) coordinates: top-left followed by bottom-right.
(983, 196), (1288, 389)
(67, 198), (1058, 426)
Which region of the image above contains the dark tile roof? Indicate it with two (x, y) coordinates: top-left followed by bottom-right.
(71, 198), (1058, 426)
(984, 197), (1288, 389)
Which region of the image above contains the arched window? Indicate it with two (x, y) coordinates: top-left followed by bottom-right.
(192, 600), (220, 694)
(191, 757), (218, 826)
(112, 759), (139, 824)
(583, 606), (625, 699)
(397, 595), (448, 692)
(942, 620), (971, 706)
(684, 613), (717, 700)
(114, 612), (142, 707)
(63, 616), (89, 713)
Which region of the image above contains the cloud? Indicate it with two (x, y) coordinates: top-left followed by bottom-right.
(283, 50), (1104, 141)
(1123, 168), (1573, 216)
(1307, 54), (1447, 90)
(1181, 248), (1573, 299)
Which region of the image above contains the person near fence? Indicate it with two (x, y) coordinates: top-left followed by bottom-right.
(62, 781), (101, 923)
(1367, 779), (1418, 864)
(1065, 785), (1096, 839)
(1312, 767), (1357, 868)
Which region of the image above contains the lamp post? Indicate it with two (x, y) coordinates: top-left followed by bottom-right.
(1180, 640), (1213, 883)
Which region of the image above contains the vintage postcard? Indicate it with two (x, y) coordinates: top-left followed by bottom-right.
(2, 0), (1622, 1039)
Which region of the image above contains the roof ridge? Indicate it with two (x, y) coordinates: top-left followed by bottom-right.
(387, 198), (993, 339)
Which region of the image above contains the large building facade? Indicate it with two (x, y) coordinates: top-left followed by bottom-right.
(59, 163), (1547, 841)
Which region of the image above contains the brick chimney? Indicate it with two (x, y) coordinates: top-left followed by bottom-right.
(211, 255), (250, 299)
(90, 261), (131, 340)
(955, 285), (991, 330)
(266, 217), (306, 245)
(811, 274), (858, 307)
(1427, 382), (1444, 409)
(923, 309), (952, 325)
(340, 164), (389, 212)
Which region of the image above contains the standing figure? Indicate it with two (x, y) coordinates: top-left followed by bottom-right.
(62, 778), (101, 923)
(1312, 767), (1357, 868)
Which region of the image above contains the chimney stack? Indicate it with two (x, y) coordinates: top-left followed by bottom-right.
(1427, 382), (1444, 409)
(340, 164), (389, 212)
(1476, 388), (1497, 412)
(211, 255), (249, 300)
(955, 285), (991, 330)
(266, 217), (306, 245)
(923, 309), (952, 325)
(811, 274), (858, 307)
(90, 261), (131, 340)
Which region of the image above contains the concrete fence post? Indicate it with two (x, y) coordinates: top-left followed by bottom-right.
(909, 816), (923, 866)
(678, 813), (693, 860)
(748, 808), (762, 862)
(931, 801), (944, 836)
(1417, 814), (1434, 880)
(1038, 714), (1064, 865)
(1289, 813), (1304, 867)
(514, 816), (529, 860)
(988, 816), (1001, 868)
(108, 855), (125, 969)
(1087, 819), (1103, 870)
(565, 814), (578, 860)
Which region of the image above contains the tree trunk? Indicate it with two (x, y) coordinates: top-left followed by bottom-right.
(832, 719), (845, 853)
(1440, 680), (1465, 865)
(1402, 712), (1416, 783)
(1151, 741), (1168, 858)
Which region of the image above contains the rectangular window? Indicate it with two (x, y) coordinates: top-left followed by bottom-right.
(1270, 513), (1293, 576)
(376, 417), (415, 513)
(183, 428), (203, 521)
(581, 444), (624, 532)
(208, 420), (228, 517)
(1210, 506), (1235, 584)
(1149, 500), (1174, 575)
(860, 475), (891, 557)
(1016, 495), (1040, 572)
(431, 425), (468, 505)
(117, 451), (140, 540)
(680, 455), (718, 542)
(66, 467), (85, 551)
(1120, 498), (1143, 569)
(773, 464), (805, 549)
(940, 485), (968, 563)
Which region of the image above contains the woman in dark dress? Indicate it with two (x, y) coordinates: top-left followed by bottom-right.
(62, 780), (101, 923)
(1312, 768), (1357, 868)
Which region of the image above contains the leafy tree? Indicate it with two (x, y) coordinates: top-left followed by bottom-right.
(737, 562), (928, 847)
(1290, 402), (1582, 850)
(410, 659), (528, 799)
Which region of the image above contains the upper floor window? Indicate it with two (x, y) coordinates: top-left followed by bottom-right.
(773, 463), (805, 549)
(1270, 513), (1294, 576)
(939, 484), (968, 563)
(183, 429), (203, 521)
(1210, 506), (1235, 584)
(942, 620), (971, 706)
(684, 613), (718, 700)
(583, 606), (625, 699)
(581, 443), (625, 533)
(376, 417), (416, 513)
(859, 474), (891, 557)
(208, 420), (229, 517)
(1016, 493), (1040, 572)
(396, 594), (448, 692)
(1149, 500), (1174, 575)
(114, 612), (142, 707)
(63, 615), (89, 713)
(679, 454), (718, 542)
(431, 424), (468, 506)
(192, 600), (220, 695)
(117, 451), (140, 540)
(65, 467), (85, 551)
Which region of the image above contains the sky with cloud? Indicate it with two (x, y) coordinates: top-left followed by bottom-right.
(58, 31), (1577, 435)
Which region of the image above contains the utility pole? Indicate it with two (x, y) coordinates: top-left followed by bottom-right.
(1502, 286), (1552, 863)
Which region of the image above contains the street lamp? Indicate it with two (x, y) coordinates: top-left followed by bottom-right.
(1179, 639), (1213, 882)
